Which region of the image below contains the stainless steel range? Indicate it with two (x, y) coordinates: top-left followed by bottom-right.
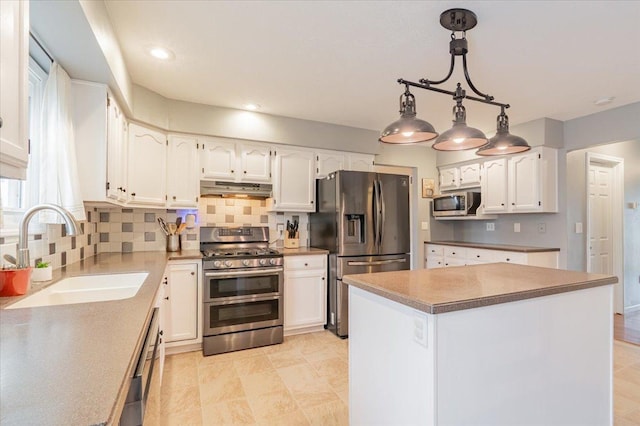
(200, 226), (283, 356)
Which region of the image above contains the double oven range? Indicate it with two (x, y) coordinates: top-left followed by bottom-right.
(200, 226), (284, 356)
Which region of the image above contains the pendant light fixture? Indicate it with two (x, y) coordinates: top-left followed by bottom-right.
(379, 8), (530, 155)
(379, 85), (438, 144)
(477, 108), (531, 156)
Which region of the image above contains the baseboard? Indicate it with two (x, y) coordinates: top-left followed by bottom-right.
(284, 324), (326, 337)
(165, 342), (202, 356)
(624, 304), (640, 314)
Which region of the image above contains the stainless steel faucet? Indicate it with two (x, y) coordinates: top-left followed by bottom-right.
(17, 204), (82, 268)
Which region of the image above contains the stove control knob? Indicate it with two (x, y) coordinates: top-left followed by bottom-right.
(242, 259), (250, 267)
(269, 258), (277, 265)
(224, 260), (233, 268)
(213, 261), (222, 268)
(259, 259), (267, 266)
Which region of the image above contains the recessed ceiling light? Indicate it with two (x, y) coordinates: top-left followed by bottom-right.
(243, 103), (260, 111)
(147, 46), (174, 61)
(594, 96), (615, 106)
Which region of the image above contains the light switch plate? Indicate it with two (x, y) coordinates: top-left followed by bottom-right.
(514, 223), (521, 233)
(575, 222), (583, 234)
(421, 221), (429, 230)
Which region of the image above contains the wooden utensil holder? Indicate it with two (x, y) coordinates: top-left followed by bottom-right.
(284, 232), (299, 248)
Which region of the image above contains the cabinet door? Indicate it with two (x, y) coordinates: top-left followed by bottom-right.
(316, 152), (345, 178)
(106, 98), (128, 202)
(347, 153), (374, 172)
(0, 0), (29, 179)
(425, 256), (444, 269)
(444, 257), (466, 268)
(284, 269), (327, 331)
(481, 159), (508, 213)
(459, 163), (481, 188)
(164, 263), (199, 343)
(509, 152), (541, 212)
(167, 135), (199, 207)
(127, 123), (167, 206)
(239, 142), (271, 182)
(201, 137), (236, 180)
(272, 148), (315, 211)
(439, 167), (459, 191)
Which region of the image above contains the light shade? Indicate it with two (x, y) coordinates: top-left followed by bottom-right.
(476, 112), (531, 156)
(379, 89), (438, 144)
(432, 104), (487, 151)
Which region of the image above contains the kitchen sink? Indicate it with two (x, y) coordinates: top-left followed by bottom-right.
(5, 272), (149, 309)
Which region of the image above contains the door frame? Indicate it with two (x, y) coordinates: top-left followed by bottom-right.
(585, 152), (624, 313)
(374, 164), (417, 269)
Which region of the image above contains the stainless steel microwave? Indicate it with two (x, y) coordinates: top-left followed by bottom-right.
(433, 192), (481, 217)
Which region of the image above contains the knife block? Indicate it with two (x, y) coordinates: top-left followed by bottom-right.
(284, 232), (299, 248)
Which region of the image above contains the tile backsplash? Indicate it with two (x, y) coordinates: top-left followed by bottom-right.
(0, 198), (310, 273)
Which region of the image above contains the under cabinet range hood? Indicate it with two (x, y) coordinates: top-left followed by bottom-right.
(200, 180), (272, 199)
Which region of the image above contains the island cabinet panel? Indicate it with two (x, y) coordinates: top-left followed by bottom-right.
(163, 260), (202, 350)
(424, 243), (559, 269)
(349, 284), (613, 425)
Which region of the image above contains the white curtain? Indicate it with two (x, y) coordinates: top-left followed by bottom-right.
(38, 62), (86, 223)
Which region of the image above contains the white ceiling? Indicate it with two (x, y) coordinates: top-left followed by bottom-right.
(102, 0), (640, 135)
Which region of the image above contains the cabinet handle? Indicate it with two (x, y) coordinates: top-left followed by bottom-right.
(243, 171), (247, 174)
(164, 296), (169, 300)
(506, 258), (511, 261)
(159, 330), (163, 336)
(0, 117), (3, 128)
(131, 192), (136, 196)
(476, 255), (480, 258)
(231, 169), (234, 173)
(304, 263), (308, 266)
(452, 252), (456, 255)
(512, 203), (515, 206)
(173, 196), (177, 200)
(311, 200), (314, 204)
(501, 203), (504, 206)
(191, 272), (195, 275)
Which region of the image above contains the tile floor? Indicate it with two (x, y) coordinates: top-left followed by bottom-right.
(146, 331), (640, 426)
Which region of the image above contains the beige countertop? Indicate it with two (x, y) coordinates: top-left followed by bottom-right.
(426, 240), (560, 253)
(343, 263), (616, 314)
(0, 252), (169, 426)
(167, 249), (203, 260)
(281, 247), (330, 256)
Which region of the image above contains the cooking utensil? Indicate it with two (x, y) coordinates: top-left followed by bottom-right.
(3, 254), (17, 265)
(176, 223), (187, 235)
(176, 216), (182, 227)
(157, 218), (170, 236)
(168, 223), (177, 235)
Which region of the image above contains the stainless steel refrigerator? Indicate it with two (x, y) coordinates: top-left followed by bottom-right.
(310, 170), (411, 337)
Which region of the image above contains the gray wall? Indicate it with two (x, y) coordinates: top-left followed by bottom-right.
(132, 85), (380, 154)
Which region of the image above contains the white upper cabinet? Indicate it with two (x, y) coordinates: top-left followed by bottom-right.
(481, 147), (558, 214)
(459, 162), (481, 188)
(127, 123), (167, 206)
(481, 158), (508, 213)
(238, 142), (271, 182)
(201, 137), (271, 183)
(316, 151), (346, 178)
(201, 137), (237, 180)
(167, 134), (199, 208)
(347, 153), (374, 172)
(439, 167), (459, 191)
(439, 162), (481, 192)
(106, 97), (128, 202)
(0, 0), (29, 179)
(271, 148), (315, 211)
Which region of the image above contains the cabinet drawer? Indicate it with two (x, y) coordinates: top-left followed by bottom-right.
(425, 244), (444, 257)
(465, 248), (494, 263)
(425, 256), (444, 269)
(490, 251), (527, 265)
(444, 246), (466, 259)
(284, 255), (326, 271)
(444, 258), (466, 267)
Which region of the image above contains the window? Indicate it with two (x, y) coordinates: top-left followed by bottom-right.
(0, 57), (48, 234)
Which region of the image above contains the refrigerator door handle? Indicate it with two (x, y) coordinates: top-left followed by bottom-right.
(378, 179), (385, 246)
(372, 180), (378, 248)
(347, 258), (407, 267)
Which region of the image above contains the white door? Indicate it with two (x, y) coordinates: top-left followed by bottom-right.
(272, 148), (315, 211)
(347, 153), (374, 172)
(164, 263), (199, 342)
(439, 167), (459, 191)
(284, 269), (327, 331)
(588, 164), (613, 275)
(127, 123), (167, 206)
(167, 135), (199, 207)
(239, 143), (271, 182)
(509, 152), (541, 212)
(481, 159), (507, 213)
(201, 137), (237, 180)
(316, 152), (345, 178)
(459, 163), (481, 188)
(586, 152), (624, 314)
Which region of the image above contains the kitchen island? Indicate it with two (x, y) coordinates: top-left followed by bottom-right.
(343, 263), (617, 425)
(0, 251), (179, 426)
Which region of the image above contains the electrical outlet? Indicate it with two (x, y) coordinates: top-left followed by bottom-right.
(538, 223), (546, 233)
(514, 223), (520, 233)
(486, 223), (495, 231)
(575, 222), (583, 234)
(413, 311), (428, 348)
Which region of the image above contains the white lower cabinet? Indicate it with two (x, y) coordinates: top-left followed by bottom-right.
(163, 261), (202, 347)
(425, 243), (559, 269)
(284, 254), (327, 335)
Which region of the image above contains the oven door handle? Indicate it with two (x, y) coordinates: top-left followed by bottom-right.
(204, 267), (283, 277)
(207, 294), (281, 306)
